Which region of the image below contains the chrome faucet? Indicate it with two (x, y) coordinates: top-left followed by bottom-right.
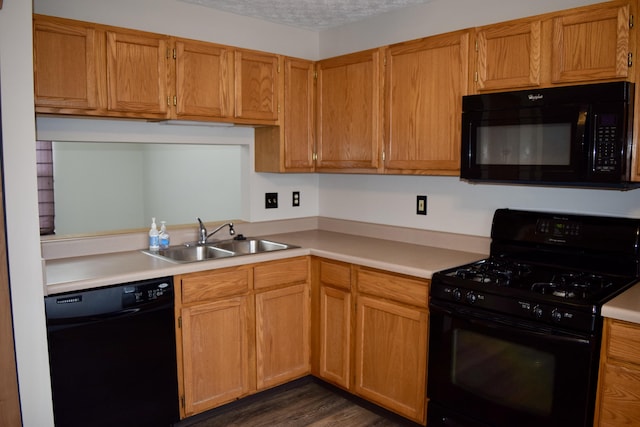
(196, 217), (235, 245)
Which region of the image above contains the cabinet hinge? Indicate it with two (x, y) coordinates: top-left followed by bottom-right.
(167, 96), (171, 106)
(630, 14), (634, 29)
(474, 71), (478, 82)
(173, 95), (177, 106)
(382, 151), (385, 161)
(278, 103), (281, 114)
(314, 71), (318, 79)
(475, 39), (479, 52)
(178, 316), (182, 328)
(173, 48), (177, 59)
(629, 52), (633, 67)
(383, 56), (387, 66)
(278, 63), (281, 73)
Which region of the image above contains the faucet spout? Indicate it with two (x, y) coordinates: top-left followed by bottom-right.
(196, 218), (235, 245)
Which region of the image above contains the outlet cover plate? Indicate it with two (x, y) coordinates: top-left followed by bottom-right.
(417, 195), (427, 215)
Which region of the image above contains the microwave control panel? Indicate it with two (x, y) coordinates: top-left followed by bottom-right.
(593, 113), (620, 173)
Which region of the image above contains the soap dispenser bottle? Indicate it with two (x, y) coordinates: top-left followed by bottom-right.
(149, 217), (160, 251)
(159, 221), (170, 249)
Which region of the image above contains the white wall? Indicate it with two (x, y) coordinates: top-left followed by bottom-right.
(319, 175), (640, 237)
(0, 2), (55, 426)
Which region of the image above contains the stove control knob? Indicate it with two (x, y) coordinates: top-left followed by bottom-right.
(551, 309), (562, 323)
(452, 288), (462, 301)
(532, 305), (543, 319)
(466, 291), (478, 304)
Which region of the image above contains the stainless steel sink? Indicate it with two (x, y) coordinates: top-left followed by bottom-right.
(144, 245), (235, 263)
(213, 238), (297, 254)
(143, 238), (298, 263)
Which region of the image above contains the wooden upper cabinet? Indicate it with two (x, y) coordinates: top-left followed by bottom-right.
(316, 48), (384, 172)
(234, 49), (279, 122)
(384, 31), (469, 174)
(33, 15), (105, 111)
(254, 57), (315, 172)
(472, 0), (635, 93)
(106, 30), (170, 117)
(174, 39), (234, 120)
(552, 2), (633, 84)
(474, 19), (542, 91)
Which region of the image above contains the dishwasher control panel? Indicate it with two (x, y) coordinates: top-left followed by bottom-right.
(122, 279), (172, 307)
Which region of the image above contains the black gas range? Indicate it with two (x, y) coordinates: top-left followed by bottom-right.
(427, 208), (640, 427)
(432, 208), (640, 335)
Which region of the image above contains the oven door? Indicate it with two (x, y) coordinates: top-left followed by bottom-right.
(427, 301), (599, 427)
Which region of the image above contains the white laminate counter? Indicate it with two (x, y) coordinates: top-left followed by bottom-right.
(45, 230), (487, 295)
(602, 282), (640, 325)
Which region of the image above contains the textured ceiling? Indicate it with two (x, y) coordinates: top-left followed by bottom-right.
(179, 0), (433, 31)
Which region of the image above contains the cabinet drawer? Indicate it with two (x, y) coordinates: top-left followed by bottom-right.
(606, 319), (640, 365)
(254, 257), (308, 290)
(181, 267), (251, 304)
(319, 259), (351, 290)
(356, 268), (429, 308)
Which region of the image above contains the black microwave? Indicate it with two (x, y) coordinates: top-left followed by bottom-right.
(460, 81), (637, 189)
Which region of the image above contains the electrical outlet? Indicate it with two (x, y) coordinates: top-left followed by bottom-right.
(292, 191), (300, 207)
(265, 192), (278, 209)
(417, 195), (427, 215)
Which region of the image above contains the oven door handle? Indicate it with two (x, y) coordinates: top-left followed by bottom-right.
(430, 301), (592, 344)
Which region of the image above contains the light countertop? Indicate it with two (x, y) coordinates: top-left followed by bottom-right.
(45, 230), (486, 295)
(601, 282), (640, 324)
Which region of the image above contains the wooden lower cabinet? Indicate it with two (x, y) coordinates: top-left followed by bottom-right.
(354, 268), (429, 424)
(594, 318), (640, 426)
(312, 258), (429, 425)
(181, 296), (252, 415)
(176, 257), (310, 418)
(315, 258), (353, 389)
(255, 284), (309, 389)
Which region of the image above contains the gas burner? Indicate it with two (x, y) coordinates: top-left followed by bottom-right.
(530, 282), (577, 299)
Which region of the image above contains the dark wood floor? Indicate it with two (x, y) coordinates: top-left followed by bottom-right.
(176, 377), (420, 427)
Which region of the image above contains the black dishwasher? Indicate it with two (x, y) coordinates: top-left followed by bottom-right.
(45, 277), (179, 427)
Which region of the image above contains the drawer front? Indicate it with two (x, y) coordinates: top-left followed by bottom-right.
(319, 259), (351, 290)
(254, 257), (309, 290)
(181, 267), (251, 304)
(607, 319), (640, 365)
(356, 267), (429, 308)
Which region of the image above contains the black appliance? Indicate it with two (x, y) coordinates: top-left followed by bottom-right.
(460, 82), (637, 189)
(45, 277), (179, 427)
(427, 209), (640, 427)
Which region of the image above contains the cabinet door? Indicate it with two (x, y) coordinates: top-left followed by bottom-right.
(597, 362), (640, 426)
(181, 296), (251, 416)
(254, 57), (315, 172)
(174, 39), (234, 119)
(235, 49), (279, 121)
(384, 31), (469, 174)
(33, 15), (105, 111)
(106, 30), (169, 116)
(354, 295), (428, 423)
(474, 19), (542, 91)
(255, 284), (310, 389)
(283, 58), (315, 170)
(316, 49), (384, 172)
(319, 285), (351, 389)
(552, 2), (632, 83)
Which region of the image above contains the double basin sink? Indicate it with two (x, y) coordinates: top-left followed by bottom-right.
(144, 238), (299, 263)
